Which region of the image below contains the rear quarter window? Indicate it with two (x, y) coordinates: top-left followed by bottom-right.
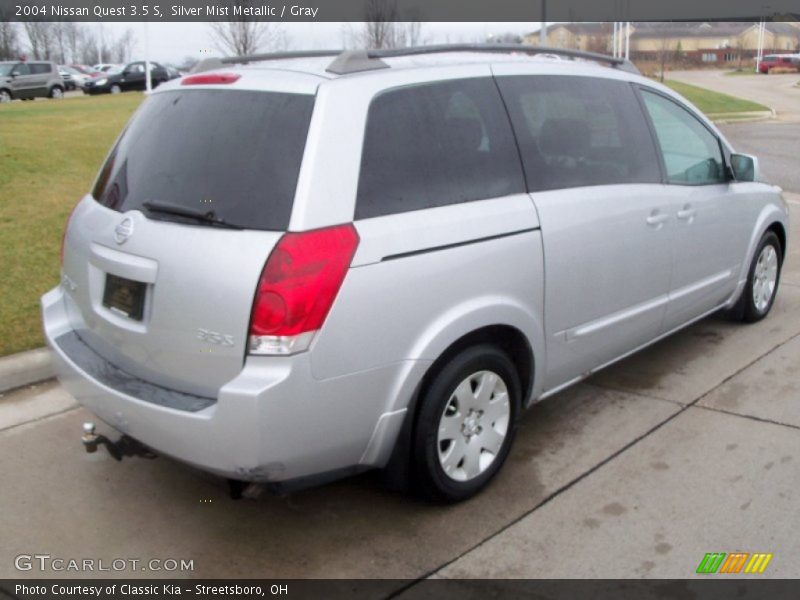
(355, 77), (525, 220)
(92, 89), (315, 231)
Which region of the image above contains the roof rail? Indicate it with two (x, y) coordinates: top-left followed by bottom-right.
(190, 44), (641, 77)
(191, 50), (341, 73)
(325, 44), (640, 75)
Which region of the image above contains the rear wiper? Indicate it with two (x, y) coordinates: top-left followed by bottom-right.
(142, 201), (242, 229)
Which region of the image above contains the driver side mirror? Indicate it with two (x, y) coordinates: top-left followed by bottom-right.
(730, 153), (758, 182)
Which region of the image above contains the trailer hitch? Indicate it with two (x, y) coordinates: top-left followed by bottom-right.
(81, 422), (157, 461)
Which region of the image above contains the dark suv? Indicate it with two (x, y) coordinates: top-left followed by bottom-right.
(0, 61), (64, 103)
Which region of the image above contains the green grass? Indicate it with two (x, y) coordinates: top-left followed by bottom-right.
(663, 80), (769, 114)
(0, 93), (143, 356)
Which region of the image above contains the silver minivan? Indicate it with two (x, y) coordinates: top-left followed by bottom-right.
(43, 46), (789, 501)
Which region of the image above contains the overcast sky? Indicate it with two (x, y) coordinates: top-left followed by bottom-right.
(94, 22), (543, 64)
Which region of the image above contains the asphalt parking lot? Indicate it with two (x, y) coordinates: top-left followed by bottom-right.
(1, 71), (798, 584)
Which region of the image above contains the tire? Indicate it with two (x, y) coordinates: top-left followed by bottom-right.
(412, 344), (521, 502)
(110, 84), (121, 94)
(0, 89), (11, 103)
(727, 230), (782, 323)
(50, 86), (64, 99)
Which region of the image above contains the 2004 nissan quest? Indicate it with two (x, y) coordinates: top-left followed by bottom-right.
(42, 45), (789, 502)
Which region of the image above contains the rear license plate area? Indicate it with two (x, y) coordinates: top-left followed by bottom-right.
(102, 274), (146, 321)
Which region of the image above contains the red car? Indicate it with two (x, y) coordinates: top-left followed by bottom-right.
(758, 54), (800, 74)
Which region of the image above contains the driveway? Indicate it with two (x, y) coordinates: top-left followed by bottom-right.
(1, 129), (799, 584)
(669, 69), (800, 122)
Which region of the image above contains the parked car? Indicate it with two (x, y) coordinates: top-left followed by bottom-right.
(60, 66), (92, 90)
(92, 63), (123, 73)
(84, 61), (175, 94)
(58, 66), (77, 91)
(0, 60), (64, 102)
(44, 46), (789, 502)
(70, 64), (101, 78)
(757, 54), (800, 73)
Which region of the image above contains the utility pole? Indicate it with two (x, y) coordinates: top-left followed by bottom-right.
(144, 21), (152, 93)
(625, 22), (630, 60)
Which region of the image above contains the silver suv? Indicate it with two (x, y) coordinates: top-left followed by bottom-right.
(0, 61), (64, 102)
(43, 46), (789, 501)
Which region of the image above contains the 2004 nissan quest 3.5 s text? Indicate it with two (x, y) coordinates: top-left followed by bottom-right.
(43, 45), (789, 502)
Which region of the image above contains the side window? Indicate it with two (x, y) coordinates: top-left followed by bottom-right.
(29, 63), (51, 75)
(495, 75), (661, 192)
(355, 77), (525, 220)
(12, 63), (30, 76)
(640, 90), (726, 185)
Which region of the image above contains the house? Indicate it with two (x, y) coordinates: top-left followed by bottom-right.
(525, 22), (800, 65)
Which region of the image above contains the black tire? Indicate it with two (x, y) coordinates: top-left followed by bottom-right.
(726, 230), (782, 323)
(49, 85), (64, 99)
(412, 344), (521, 502)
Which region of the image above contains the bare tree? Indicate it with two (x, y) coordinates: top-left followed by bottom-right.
(358, 0), (425, 49)
(23, 22), (56, 60)
(52, 22), (68, 63)
(0, 17), (21, 60)
(77, 27), (98, 65)
(111, 28), (135, 63)
(656, 33), (673, 82)
(208, 2), (286, 57)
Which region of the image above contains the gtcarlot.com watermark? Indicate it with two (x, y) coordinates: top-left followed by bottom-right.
(15, 553), (195, 573)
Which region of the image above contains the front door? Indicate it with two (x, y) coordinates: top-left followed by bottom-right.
(639, 88), (752, 330)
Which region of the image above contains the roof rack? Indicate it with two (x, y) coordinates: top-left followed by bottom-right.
(326, 44), (641, 75)
(191, 44), (640, 77)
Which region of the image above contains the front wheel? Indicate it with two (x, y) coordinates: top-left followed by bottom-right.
(110, 84), (122, 94)
(0, 89), (12, 103)
(727, 230), (782, 323)
(412, 345), (520, 502)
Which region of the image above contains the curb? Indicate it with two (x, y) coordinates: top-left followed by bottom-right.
(709, 108), (776, 124)
(0, 347), (55, 394)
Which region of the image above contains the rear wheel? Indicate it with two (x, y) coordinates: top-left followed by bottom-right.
(50, 86), (64, 99)
(727, 230), (782, 323)
(412, 345), (520, 502)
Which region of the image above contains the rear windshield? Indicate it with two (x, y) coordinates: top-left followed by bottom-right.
(92, 89), (315, 231)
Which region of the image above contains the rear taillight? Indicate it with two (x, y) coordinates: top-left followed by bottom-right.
(248, 224), (359, 356)
(60, 200), (80, 265)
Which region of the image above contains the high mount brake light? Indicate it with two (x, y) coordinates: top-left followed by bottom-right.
(181, 73), (241, 85)
(248, 224), (359, 356)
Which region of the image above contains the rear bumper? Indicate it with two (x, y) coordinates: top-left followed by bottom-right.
(42, 285), (426, 483)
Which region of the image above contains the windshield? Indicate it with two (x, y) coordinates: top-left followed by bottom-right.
(0, 63), (15, 76)
(92, 89), (315, 231)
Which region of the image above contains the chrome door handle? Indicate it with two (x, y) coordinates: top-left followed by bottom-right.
(646, 212), (669, 227)
(677, 207), (697, 220)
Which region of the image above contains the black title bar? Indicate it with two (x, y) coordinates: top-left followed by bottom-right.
(1, 0), (799, 22)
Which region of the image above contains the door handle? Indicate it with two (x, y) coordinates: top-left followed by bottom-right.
(677, 206), (697, 220)
(646, 211), (669, 227)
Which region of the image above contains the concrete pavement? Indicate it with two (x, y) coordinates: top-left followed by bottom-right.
(669, 70), (800, 122)
(2, 201), (798, 581)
